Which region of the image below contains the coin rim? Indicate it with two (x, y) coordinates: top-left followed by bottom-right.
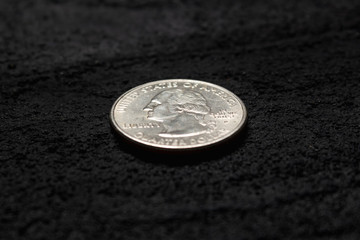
(110, 79), (247, 149)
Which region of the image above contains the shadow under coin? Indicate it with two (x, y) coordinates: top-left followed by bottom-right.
(111, 125), (248, 166)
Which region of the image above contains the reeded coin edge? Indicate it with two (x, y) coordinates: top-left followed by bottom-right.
(110, 79), (247, 150)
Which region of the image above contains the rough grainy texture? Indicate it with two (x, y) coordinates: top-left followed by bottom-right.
(1, 0), (360, 239)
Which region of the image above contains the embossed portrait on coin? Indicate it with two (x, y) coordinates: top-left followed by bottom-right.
(143, 89), (215, 137)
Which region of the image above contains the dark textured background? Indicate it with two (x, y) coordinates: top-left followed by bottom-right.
(1, 0), (360, 239)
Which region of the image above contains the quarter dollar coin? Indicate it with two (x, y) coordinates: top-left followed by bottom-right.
(110, 79), (247, 149)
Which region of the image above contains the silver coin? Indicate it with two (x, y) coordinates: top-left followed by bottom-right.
(110, 79), (247, 149)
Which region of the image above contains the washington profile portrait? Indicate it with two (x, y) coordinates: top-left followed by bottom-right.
(143, 89), (215, 137)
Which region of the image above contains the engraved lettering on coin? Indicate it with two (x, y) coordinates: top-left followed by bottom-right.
(123, 122), (161, 129)
(143, 89), (215, 138)
(110, 79), (247, 149)
(116, 92), (139, 112)
(211, 109), (237, 119)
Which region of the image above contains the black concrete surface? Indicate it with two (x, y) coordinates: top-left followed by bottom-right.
(1, 0), (360, 239)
